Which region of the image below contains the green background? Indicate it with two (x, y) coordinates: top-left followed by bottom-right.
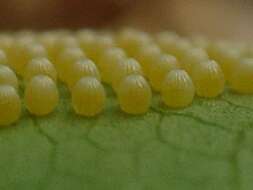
(1, 85), (253, 190)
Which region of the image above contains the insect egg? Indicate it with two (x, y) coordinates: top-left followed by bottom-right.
(117, 74), (152, 114)
(24, 57), (57, 82)
(97, 47), (126, 84)
(134, 44), (161, 76)
(111, 58), (143, 91)
(191, 60), (225, 97)
(24, 75), (59, 116)
(0, 34), (14, 56)
(56, 47), (85, 82)
(148, 54), (179, 92)
(9, 42), (47, 76)
(228, 58), (253, 94)
(161, 69), (195, 108)
(0, 85), (21, 126)
(0, 49), (8, 65)
(180, 48), (209, 74)
(0, 64), (19, 89)
(71, 77), (106, 117)
(67, 59), (100, 89)
(116, 28), (152, 57)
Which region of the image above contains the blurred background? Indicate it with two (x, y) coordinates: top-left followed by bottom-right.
(0, 0), (252, 41)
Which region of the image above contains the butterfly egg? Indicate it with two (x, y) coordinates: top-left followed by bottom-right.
(190, 36), (210, 49)
(71, 76), (106, 117)
(89, 34), (115, 61)
(0, 34), (14, 57)
(38, 32), (58, 61)
(52, 36), (79, 62)
(97, 47), (126, 83)
(117, 74), (152, 114)
(24, 57), (57, 82)
(56, 47), (85, 82)
(77, 30), (97, 57)
(161, 69), (194, 108)
(24, 75), (59, 116)
(9, 42), (47, 76)
(0, 64), (18, 89)
(156, 33), (192, 60)
(228, 58), (253, 94)
(0, 85), (21, 126)
(0, 49), (8, 65)
(116, 28), (152, 57)
(111, 58), (143, 91)
(180, 48), (209, 74)
(148, 54), (179, 92)
(134, 44), (161, 76)
(191, 60), (225, 97)
(67, 59), (100, 89)
(206, 42), (241, 81)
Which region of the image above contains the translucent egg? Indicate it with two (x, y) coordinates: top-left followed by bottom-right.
(56, 47), (85, 82)
(97, 47), (126, 83)
(156, 33), (192, 60)
(77, 31), (97, 57)
(206, 42), (241, 80)
(228, 58), (253, 94)
(0, 64), (18, 89)
(0, 50), (8, 65)
(71, 77), (106, 117)
(24, 58), (57, 82)
(148, 54), (179, 92)
(161, 69), (195, 108)
(191, 60), (225, 97)
(67, 59), (100, 89)
(181, 48), (209, 74)
(116, 29), (152, 57)
(9, 43), (47, 76)
(134, 44), (161, 76)
(0, 85), (21, 126)
(90, 35), (115, 61)
(117, 74), (152, 114)
(0, 34), (13, 58)
(111, 58), (143, 91)
(51, 36), (79, 62)
(24, 75), (59, 116)
(38, 32), (58, 60)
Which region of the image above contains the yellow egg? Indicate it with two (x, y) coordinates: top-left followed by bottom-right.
(97, 47), (126, 83)
(161, 69), (195, 108)
(0, 34), (14, 58)
(0, 49), (8, 65)
(181, 48), (209, 74)
(38, 32), (58, 61)
(0, 85), (21, 126)
(111, 58), (143, 91)
(117, 74), (152, 114)
(90, 35), (115, 61)
(67, 59), (100, 89)
(228, 58), (253, 94)
(9, 42), (47, 76)
(116, 28), (152, 57)
(0, 64), (18, 89)
(51, 36), (79, 62)
(56, 47), (85, 82)
(148, 54), (179, 92)
(191, 60), (225, 97)
(71, 77), (106, 117)
(24, 58), (57, 82)
(206, 42), (241, 80)
(156, 33), (192, 60)
(134, 44), (161, 76)
(77, 30), (97, 57)
(25, 75), (59, 116)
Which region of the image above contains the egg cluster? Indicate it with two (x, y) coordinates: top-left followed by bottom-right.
(0, 29), (252, 126)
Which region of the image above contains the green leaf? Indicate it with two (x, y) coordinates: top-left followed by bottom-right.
(1, 85), (253, 190)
